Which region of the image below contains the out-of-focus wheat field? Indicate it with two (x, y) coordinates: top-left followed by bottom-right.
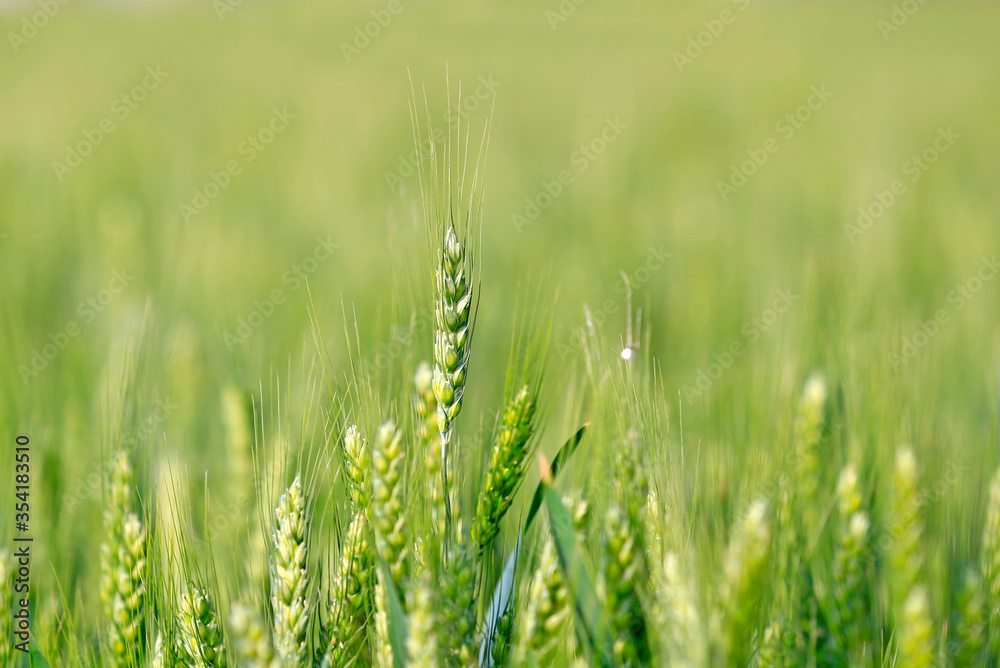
(2, 0), (1000, 665)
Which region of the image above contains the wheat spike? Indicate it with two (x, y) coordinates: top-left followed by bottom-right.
(406, 568), (439, 668)
(178, 582), (227, 668)
(270, 475), (310, 666)
(833, 465), (869, 652)
(343, 424), (372, 512)
(601, 503), (650, 666)
(954, 568), (985, 665)
(373, 570), (394, 668)
(897, 586), (934, 668)
(472, 385), (537, 553)
(230, 602), (280, 668)
(439, 541), (477, 667)
(324, 510), (374, 667)
(373, 420), (408, 585)
(653, 552), (706, 668)
(889, 447), (924, 623)
(433, 225), (474, 536)
(414, 361), (448, 537)
(100, 451), (147, 667)
(715, 499), (770, 665)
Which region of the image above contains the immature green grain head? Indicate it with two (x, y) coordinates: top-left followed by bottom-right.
(178, 582), (227, 668)
(343, 424), (371, 513)
(373, 420), (408, 585)
(406, 568), (439, 668)
(270, 475), (310, 667)
(889, 447), (924, 620)
(100, 451), (147, 667)
(414, 362), (448, 536)
(897, 586), (934, 668)
(439, 540), (477, 667)
(433, 225), (474, 536)
(151, 631), (181, 668)
(324, 510), (374, 667)
(433, 226), (473, 442)
(756, 621), (783, 668)
(600, 503), (650, 666)
(518, 537), (572, 664)
(472, 385), (537, 553)
(0, 550), (13, 668)
(717, 499), (770, 665)
(653, 552), (706, 667)
(230, 602), (279, 668)
(373, 570), (394, 668)
(833, 465), (869, 650)
(792, 373), (827, 530)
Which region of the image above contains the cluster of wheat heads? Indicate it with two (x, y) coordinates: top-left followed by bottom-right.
(45, 99), (1000, 668)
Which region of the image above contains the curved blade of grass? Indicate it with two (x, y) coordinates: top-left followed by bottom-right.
(479, 425), (589, 665)
(523, 424), (588, 531)
(541, 479), (612, 666)
(29, 632), (52, 668)
(378, 558), (408, 668)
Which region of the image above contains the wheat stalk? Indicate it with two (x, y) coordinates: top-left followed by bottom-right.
(472, 385), (537, 553)
(178, 581), (227, 668)
(100, 451), (147, 667)
(270, 474), (310, 666)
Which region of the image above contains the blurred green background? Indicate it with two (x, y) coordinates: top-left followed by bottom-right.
(1, 0), (999, 655)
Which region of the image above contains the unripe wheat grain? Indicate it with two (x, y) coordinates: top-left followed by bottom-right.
(270, 475), (310, 666)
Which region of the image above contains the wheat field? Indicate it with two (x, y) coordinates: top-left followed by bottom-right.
(2, 1), (1000, 666)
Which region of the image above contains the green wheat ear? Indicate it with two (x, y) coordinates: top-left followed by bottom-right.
(433, 225), (474, 535)
(406, 568), (439, 668)
(373, 570), (395, 668)
(270, 475), (310, 667)
(889, 447), (924, 622)
(715, 499), (771, 666)
(343, 424), (372, 512)
(833, 464), (869, 653)
(472, 385), (538, 553)
(653, 552), (706, 667)
(439, 539), (477, 668)
(230, 602), (279, 668)
(100, 451), (147, 667)
(600, 503), (651, 666)
(414, 361), (448, 537)
(324, 510), (374, 667)
(0, 550), (13, 668)
(373, 419), (408, 586)
(178, 582), (227, 668)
